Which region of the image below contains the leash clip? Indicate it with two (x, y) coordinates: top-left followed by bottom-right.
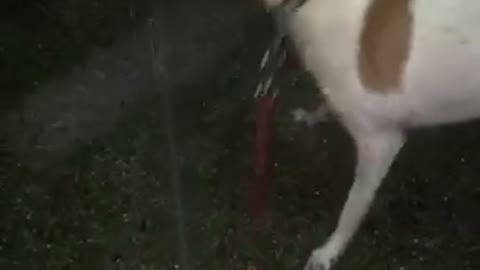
(254, 0), (304, 99)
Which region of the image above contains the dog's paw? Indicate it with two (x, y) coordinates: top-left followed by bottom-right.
(292, 108), (309, 123)
(291, 108), (318, 127)
(291, 106), (329, 127)
(304, 246), (340, 270)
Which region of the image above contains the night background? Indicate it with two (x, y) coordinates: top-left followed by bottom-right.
(0, 0), (479, 269)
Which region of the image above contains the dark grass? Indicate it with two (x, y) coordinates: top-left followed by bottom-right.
(1, 1), (480, 270)
(0, 0), (151, 111)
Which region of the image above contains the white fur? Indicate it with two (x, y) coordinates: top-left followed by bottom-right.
(265, 0), (480, 269)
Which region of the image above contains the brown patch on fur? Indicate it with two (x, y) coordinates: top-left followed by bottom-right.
(358, 0), (414, 93)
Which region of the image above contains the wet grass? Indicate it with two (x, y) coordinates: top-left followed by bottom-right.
(1, 1), (480, 270)
(0, 0), (149, 111)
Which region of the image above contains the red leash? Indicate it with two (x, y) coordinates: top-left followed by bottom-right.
(249, 0), (306, 223)
(249, 3), (290, 222)
(246, 2), (307, 269)
(251, 94), (276, 221)
(249, 0), (307, 222)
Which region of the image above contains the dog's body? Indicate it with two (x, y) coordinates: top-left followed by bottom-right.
(262, 0), (480, 269)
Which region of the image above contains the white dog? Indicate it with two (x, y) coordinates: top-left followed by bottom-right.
(262, 0), (480, 269)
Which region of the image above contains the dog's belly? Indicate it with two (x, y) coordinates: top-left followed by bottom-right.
(290, 0), (480, 128)
(402, 0), (480, 126)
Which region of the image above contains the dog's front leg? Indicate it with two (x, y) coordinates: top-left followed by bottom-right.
(305, 126), (405, 270)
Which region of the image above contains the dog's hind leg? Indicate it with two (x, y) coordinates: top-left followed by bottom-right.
(305, 126), (405, 270)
